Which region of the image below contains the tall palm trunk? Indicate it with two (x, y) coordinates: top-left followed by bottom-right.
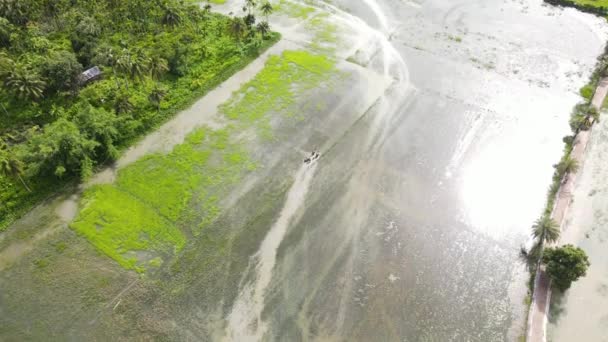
(17, 173), (31, 193)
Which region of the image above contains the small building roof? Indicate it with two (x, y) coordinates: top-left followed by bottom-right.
(80, 66), (102, 84)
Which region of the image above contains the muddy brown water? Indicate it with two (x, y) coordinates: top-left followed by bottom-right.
(1, 0), (608, 340)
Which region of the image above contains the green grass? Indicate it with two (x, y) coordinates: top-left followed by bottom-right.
(274, 0), (316, 19)
(571, 0), (608, 8)
(71, 126), (254, 272)
(72, 186), (186, 273)
(220, 50), (336, 137)
(547, 0), (608, 14)
(70, 50), (336, 273)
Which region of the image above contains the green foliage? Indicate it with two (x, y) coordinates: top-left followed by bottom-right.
(2, 64), (46, 100)
(555, 155), (579, 176)
(543, 244), (590, 291)
(21, 118), (98, 179)
(569, 104), (599, 131)
(220, 50), (336, 137)
(71, 185), (186, 273)
(0, 0), (280, 229)
(531, 215), (561, 245)
(0, 141), (30, 192)
(71, 126), (254, 271)
(41, 50), (83, 92)
(0, 17), (13, 47)
(580, 84), (594, 99)
(274, 0), (315, 19)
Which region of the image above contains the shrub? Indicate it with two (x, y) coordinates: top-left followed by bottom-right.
(543, 244), (590, 291)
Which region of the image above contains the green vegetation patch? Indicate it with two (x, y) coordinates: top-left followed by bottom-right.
(307, 13), (340, 52)
(547, 0), (608, 15)
(220, 50), (336, 137)
(274, 0), (316, 19)
(71, 127), (254, 272)
(580, 84), (595, 100)
(0, 0), (281, 231)
(72, 50), (336, 272)
(71, 186), (185, 273)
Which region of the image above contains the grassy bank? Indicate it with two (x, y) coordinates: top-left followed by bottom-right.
(546, 0), (608, 15)
(0, 0), (280, 232)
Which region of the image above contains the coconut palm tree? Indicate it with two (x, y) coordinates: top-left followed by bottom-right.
(256, 21), (270, 38)
(3, 66), (46, 101)
(244, 0), (256, 15)
(260, 1), (273, 22)
(116, 49), (149, 90)
(148, 87), (166, 112)
(149, 56), (168, 80)
(556, 155), (579, 177)
(229, 17), (246, 42)
(532, 215), (560, 245)
(129, 49), (150, 81)
(244, 13), (256, 27)
(586, 106), (599, 124)
(114, 93), (134, 114)
(0, 145), (31, 192)
(162, 5), (182, 27)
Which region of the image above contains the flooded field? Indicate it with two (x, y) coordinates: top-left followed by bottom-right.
(1, 0), (607, 340)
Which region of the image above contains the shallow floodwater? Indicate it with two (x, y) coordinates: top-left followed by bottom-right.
(1, 0), (608, 341)
(224, 0), (608, 340)
(546, 117), (608, 342)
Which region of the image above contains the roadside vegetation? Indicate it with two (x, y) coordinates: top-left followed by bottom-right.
(519, 3), (606, 333)
(523, 53), (606, 270)
(0, 0), (278, 231)
(546, 0), (608, 15)
(542, 244), (590, 292)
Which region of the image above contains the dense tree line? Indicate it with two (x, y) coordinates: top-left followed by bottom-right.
(0, 0), (275, 227)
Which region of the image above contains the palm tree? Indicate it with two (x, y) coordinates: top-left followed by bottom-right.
(585, 106), (600, 124)
(162, 5), (182, 27)
(203, 3), (212, 14)
(256, 21), (270, 38)
(148, 87), (166, 112)
(244, 13), (256, 28)
(116, 49), (149, 89)
(129, 50), (150, 81)
(94, 46), (122, 88)
(229, 17), (246, 42)
(260, 1), (273, 22)
(3, 66), (46, 101)
(556, 155), (579, 177)
(532, 216), (560, 245)
(114, 93), (134, 114)
(149, 56), (169, 80)
(115, 51), (132, 91)
(0, 146), (31, 192)
(244, 0), (256, 15)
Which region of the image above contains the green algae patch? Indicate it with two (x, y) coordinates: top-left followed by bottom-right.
(220, 50), (336, 136)
(275, 0), (316, 19)
(71, 127), (254, 272)
(307, 13), (340, 52)
(71, 186), (186, 273)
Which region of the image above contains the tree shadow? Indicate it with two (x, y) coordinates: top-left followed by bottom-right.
(548, 288), (568, 324)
